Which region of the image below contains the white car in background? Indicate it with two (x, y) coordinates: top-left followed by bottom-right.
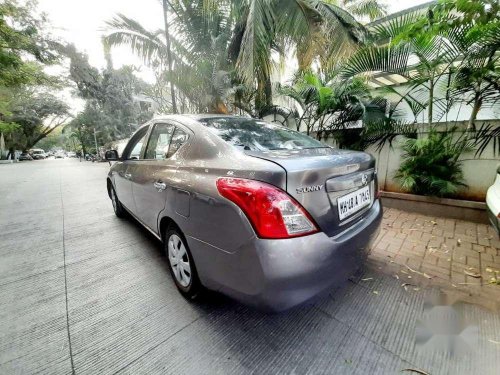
(30, 149), (46, 160)
(486, 165), (500, 235)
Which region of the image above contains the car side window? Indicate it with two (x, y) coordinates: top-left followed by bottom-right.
(144, 123), (175, 160)
(123, 127), (149, 160)
(129, 134), (147, 160)
(166, 127), (189, 158)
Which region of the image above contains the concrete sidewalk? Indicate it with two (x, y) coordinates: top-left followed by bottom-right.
(1, 159), (499, 374)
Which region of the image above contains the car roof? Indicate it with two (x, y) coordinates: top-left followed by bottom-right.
(151, 114), (252, 123)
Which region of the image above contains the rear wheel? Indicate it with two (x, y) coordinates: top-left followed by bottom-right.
(110, 186), (126, 218)
(165, 226), (202, 299)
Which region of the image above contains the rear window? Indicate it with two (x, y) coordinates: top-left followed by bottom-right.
(200, 117), (327, 151)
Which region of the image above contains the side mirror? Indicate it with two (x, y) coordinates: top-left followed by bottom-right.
(105, 150), (119, 161)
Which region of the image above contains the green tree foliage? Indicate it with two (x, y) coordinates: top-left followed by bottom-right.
(0, 0), (59, 87)
(0, 0), (65, 158)
(2, 87), (70, 152)
(62, 44), (154, 144)
(342, 0), (500, 127)
(104, 4), (241, 114)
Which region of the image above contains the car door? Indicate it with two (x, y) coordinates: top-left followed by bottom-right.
(131, 122), (189, 233)
(113, 126), (149, 213)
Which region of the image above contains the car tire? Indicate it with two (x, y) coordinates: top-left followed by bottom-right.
(110, 186), (126, 218)
(165, 226), (202, 299)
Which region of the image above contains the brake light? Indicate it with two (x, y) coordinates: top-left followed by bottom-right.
(216, 178), (319, 239)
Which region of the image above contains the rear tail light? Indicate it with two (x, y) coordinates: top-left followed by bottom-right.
(216, 178), (319, 239)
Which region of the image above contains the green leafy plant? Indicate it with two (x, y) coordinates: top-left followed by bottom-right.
(395, 129), (472, 197)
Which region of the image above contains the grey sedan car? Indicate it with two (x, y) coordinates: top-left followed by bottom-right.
(105, 115), (382, 311)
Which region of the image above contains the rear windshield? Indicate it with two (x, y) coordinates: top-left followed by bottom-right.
(200, 117), (327, 151)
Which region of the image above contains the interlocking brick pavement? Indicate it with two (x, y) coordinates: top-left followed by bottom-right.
(369, 207), (500, 310)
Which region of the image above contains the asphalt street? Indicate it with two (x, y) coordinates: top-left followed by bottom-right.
(0, 159), (499, 374)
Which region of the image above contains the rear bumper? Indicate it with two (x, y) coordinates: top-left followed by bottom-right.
(188, 200), (382, 312)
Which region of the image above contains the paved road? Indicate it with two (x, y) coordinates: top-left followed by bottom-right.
(1, 159), (499, 374)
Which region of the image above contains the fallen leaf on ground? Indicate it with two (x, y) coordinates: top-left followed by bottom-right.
(402, 368), (431, 375)
(361, 278), (373, 281)
(431, 221), (437, 226)
(394, 274), (400, 280)
(457, 239), (462, 246)
(486, 268), (494, 273)
(404, 264), (432, 279)
(373, 291), (379, 295)
(488, 339), (500, 345)
(464, 270), (481, 278)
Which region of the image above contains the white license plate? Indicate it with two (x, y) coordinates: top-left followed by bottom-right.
(337, 185), (371, 220)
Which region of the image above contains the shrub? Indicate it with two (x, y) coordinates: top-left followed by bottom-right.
(395, 130), (471, 197)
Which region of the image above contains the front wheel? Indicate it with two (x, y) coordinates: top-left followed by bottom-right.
(165, 227), (202, 299)
(110, 186), (126, 218)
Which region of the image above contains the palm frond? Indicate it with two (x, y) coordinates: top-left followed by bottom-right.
(236, 0), (275, 85)
(340, 43), (411, 79)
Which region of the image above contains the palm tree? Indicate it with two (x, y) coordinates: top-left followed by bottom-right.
(105, 2), (236, 113)
(279, 70), (385, 138)
(227, 0), (385, 107)
(104, 0), (387, 114)
(340, 0), (500, 128)
(161, 0), (178, 113)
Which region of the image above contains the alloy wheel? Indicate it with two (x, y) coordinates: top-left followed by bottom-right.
(168, 234), (192, 287)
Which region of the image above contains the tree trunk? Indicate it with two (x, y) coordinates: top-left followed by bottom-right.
(162, 0), (178, 114)
(255, 78), (265, 115)
(428, 79), (434, 127)
(264, 75), (272, 107)
(255, 73), (273, 117)
(468, 94), (482, 131)
(6, 147), (14, 160)
(212, 99), (229, 114)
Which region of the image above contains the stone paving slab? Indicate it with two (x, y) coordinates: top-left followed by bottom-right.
(370, 207), (500, 311)
(1, 159), (499, 374)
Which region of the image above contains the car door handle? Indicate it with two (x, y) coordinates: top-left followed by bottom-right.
(124, 173), (132, 179)
(154, 181), (167, 191)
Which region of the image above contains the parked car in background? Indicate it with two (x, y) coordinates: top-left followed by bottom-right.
(67, 151), (76, 158)
(30, 149), (46, 160)
(19, 152), (33, 161)
(55, 151), (65, 159)
(105, 115), (382, 311)
(486, 165), (500, 236)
